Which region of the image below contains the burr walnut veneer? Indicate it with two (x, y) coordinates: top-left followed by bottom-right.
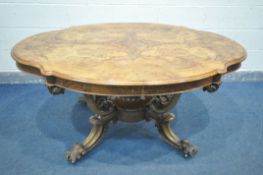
(11, 23), (246, 163)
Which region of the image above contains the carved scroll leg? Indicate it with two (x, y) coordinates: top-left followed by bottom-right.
(155, 113), (198, 158)
(65, 114), (107, 163)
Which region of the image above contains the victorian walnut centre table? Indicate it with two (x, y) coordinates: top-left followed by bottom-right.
(11, 23), (246, 163)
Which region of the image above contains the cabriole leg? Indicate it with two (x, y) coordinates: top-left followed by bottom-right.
(148, 94), (198, 158)
(65, 114), (108, 163)
(66, 114), (116, 163)
(66, 95), (116, 163)
(154, 113), (198, 157)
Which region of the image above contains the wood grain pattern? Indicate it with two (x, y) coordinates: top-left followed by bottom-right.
(11, 23), (246, 95)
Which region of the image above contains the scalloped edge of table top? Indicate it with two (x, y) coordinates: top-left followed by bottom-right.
(11, 23), (247, 87)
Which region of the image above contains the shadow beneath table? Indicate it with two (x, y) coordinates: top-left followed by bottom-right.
(33, 92), (223, 166)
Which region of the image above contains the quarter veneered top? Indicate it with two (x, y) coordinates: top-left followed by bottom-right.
(12, 23), (246, 86)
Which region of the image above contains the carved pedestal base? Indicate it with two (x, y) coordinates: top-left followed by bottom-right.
(65, 94), (197, 163)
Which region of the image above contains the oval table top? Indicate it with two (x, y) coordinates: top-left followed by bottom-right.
(12, 23), (247, 96)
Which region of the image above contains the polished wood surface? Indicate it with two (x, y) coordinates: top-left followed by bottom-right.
(12, 23), (246, 95)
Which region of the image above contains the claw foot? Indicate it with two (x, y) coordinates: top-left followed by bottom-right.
(65, 144), (86, 163)
(181, 139), (198, 158)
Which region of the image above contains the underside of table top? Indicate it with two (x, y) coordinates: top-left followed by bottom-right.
(12, 23), (246, 96)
